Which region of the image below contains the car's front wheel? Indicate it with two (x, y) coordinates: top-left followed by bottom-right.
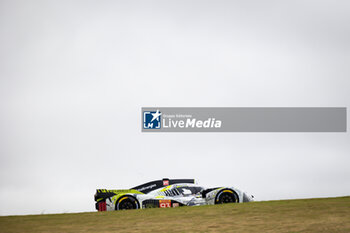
(216, 190), (238, 204)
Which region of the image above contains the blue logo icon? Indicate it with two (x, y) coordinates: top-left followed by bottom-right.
(143, 110), (162, 129)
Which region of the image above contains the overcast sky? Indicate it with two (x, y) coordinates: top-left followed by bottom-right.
(0, 0), (349, 215)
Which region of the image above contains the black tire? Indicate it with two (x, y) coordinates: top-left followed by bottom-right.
(216, 190), (238, 204)
(116, 196), (139, 210)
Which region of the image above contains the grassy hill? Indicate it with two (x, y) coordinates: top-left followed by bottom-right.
(1, 196), (349, 233)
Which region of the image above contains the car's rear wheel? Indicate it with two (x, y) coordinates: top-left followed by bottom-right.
(216, 190), (238, 204)
(116, 196), (139, 210)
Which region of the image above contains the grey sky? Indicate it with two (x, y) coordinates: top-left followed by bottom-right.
(0, 0), (349, 215)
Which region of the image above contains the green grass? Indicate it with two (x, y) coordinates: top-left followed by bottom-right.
(1, 196), (350, 233)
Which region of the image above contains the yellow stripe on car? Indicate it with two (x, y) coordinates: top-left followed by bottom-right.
(161, 186), (172, 192)
(118, 197), (128, 203)
(223, 190), (233, 193)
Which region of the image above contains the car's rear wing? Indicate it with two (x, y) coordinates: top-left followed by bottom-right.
(94, 189), (143, 201)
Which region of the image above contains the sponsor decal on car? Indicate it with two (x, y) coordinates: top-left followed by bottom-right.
(163, 180), (169, 186)
(159, 200), (171, 208)
(138, 184), (157, 192)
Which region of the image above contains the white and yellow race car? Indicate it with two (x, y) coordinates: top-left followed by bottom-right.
(95, 178), (253, 211)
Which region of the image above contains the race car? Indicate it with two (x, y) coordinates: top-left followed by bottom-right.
(95, 178), (254, 211)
